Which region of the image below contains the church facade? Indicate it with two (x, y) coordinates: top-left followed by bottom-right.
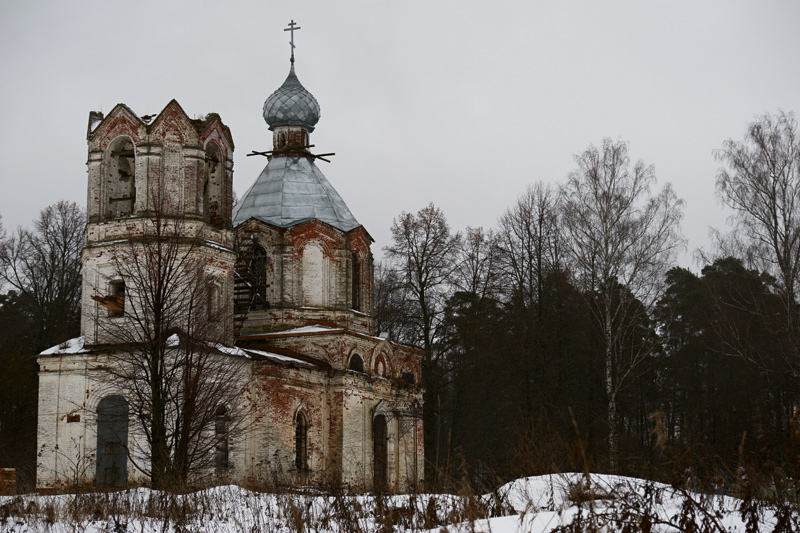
(36, 54), (424, 492)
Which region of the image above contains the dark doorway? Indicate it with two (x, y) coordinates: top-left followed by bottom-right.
(96, 395), (128, 487)
(373, 414), (387, 490)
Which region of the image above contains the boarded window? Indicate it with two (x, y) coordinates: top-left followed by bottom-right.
(96, 395), (128, 487)
(295, 413), (308, 471)
(373, 414), (387, 490)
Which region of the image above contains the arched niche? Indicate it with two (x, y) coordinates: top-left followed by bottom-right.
(96, 395), (128, 487)
(374, 354), (387, 377)
(105, 136), (136, 218)
(302, 243), (325, 307)
(203, 142), (225, 227)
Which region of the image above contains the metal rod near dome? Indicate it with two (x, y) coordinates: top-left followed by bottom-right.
(284, 19), (300, 64)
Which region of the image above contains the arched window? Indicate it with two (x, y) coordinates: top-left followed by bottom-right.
(203, 143), (225, 227)
(215, 406), (229, 470)
(107, 280), (125, 317)
(96, 395), (128, 487)
(348, 354), (364, 373)
(402, 371), (415, 385)
(295, 413), (308, 471)
(234, 242), (269, 313)
(106, 137), (135, 218)
(373, 414), (387, 490)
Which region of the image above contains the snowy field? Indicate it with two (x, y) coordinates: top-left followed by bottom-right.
(1, 473), (795, 532)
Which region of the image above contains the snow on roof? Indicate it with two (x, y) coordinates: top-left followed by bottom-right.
(241, 348), (316, 368)
(212, 343), (252, 359)
(40, 336), (89, 355)
(247, 325), (339, 336)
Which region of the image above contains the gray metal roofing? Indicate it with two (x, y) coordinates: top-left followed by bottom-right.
(232, 156), (361, 232)
(262, 66), (320, 131)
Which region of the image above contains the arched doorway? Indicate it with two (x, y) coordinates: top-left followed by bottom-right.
(96, 395), (128, 487)
(373, 414), (387, 490)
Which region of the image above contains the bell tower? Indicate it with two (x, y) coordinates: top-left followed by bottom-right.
(81, 102), (237, 345)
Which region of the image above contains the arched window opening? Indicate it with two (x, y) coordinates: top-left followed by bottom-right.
(203, 144), (225, 227)
(96, 395), (128, 487)
(348, 354), (364, 373)
(351, 258), (361, 311)
(107, 138), (135, 218)
(402, 371), (415, 385)
(295, 413), (308, 471)
(215, 406), (229, 470)
(373, 414), (388, 490)
(106, 280), (125, 317)
(234, 242), (269, 314)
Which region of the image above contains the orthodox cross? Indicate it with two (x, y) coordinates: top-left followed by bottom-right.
(284, 20), (301, 63)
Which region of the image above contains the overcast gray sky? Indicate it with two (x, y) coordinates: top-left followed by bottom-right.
(1, 1), (798, 267)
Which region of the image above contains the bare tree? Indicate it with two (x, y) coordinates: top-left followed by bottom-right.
(453, 226), (501, 300)
(90, 195), (246, 488)
(497, 183), (562, 309)
(715, 111), (800, 333)
(384, 203), (461, 486)
(495, 183), (563, 430)
(0, 201), (84, 349)
(373, 260), (412, 342)
(560, 139), (684, 470)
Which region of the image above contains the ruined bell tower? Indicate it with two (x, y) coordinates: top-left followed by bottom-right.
(81, 101), (237, 346)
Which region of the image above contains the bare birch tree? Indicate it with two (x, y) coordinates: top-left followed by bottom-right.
(560, 139), (684, 470)
(715, 111), (800, 335)
(91, 195), (246, 488)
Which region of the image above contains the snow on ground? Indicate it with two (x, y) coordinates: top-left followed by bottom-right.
(0, 473), (793, 532)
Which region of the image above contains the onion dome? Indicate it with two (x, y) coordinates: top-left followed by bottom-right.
(262, 65), (321, 131)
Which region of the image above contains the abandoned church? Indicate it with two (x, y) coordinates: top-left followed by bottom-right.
(35, 30), (424, 491)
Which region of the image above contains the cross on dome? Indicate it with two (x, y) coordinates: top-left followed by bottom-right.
(284, 20), (301, 63)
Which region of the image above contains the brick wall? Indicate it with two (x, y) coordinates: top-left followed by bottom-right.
(0, 468), (16, 495)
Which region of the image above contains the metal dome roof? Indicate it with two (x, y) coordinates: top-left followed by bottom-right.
(262, 65), (320, 131)
(232, 156), (360, 232)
